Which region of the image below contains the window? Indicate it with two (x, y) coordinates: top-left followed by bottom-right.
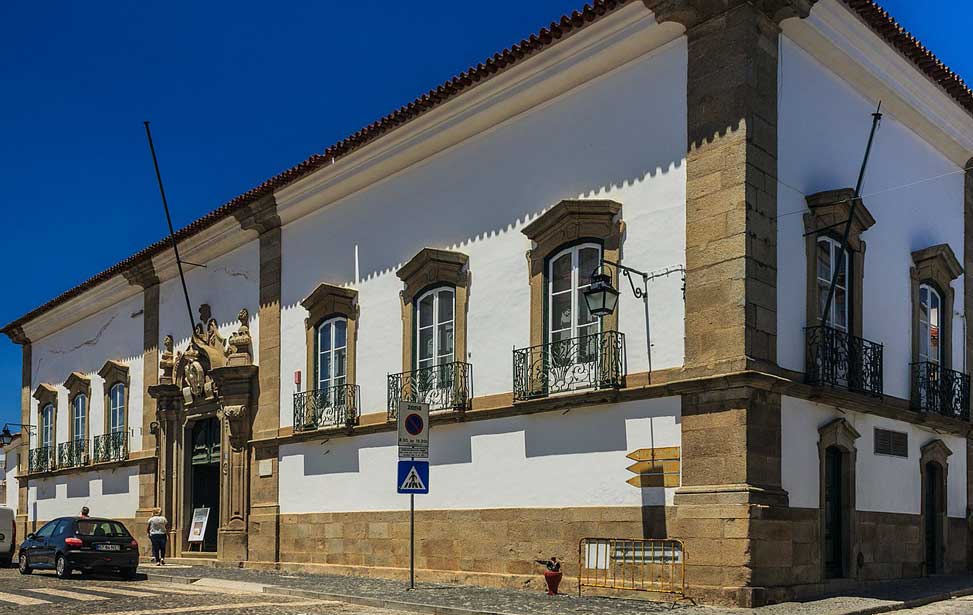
(918, 284), (942, 364)
(109, 383), (126, 434)
(300, 283), (358, 397)
(77, 520), (130, 537)
(416, 287), (455, 370)
(34, 520), (58, 539)
(316, 317), (347, 392)
(874, 428), (908, 457)
(548, 243), (602, 344)
(72, 394), (87, 442)
(40, 404), (54, 448)
(816, 236), (848, 331)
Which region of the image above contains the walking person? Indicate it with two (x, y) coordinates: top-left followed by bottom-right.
(147, 508), (168, 566)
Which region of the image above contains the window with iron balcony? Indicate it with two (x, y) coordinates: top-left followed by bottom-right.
(802, 189), (882, 396)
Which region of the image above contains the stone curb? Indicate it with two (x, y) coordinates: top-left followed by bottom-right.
(838, 586), (973, 615)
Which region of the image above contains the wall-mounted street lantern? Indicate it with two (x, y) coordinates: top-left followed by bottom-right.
(0, 423), (35, 447)
(583, 260), (685, 381)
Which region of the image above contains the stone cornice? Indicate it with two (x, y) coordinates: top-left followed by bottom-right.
(911, 244), (963, 283)
(782, 1), (973, 165)
(3, 325), (29, 346)
(256, 368), (973, 450)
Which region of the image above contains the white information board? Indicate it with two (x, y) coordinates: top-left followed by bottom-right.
(187, 507), (210, 543)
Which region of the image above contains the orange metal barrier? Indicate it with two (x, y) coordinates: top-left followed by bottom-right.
(578, 538), (685, 598)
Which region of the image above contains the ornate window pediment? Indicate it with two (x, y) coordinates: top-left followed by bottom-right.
(803, 189), (876, 338)
(32, 384), (58, 408)
(301, 284), (359, 391)
(522, 199), (624, 347)
(920, 438), (952, 465)
(98, 360), (129, 387)
(63, 372), (91, 399)
(396, 248), (470, 374)
(910, 244), (962, 370)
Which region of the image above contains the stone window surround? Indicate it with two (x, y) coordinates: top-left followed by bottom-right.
(817, 417), (860, 581)
(910, 244), (962, 370)
(301, 284), (359, 392)
(919, 438), (951, 575)
(63, 372), (91, 442)
(803, 189), (876, 339)
(396, 248), (470, 373)
(98, 360), (130, 435)
(32, 384), (58, 449)
(521, 199), (624, 348)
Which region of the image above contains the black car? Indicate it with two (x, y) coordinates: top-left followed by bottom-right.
(18, 517), (139, 579)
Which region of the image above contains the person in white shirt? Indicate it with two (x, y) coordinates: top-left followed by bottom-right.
(146, 508), (168, 566)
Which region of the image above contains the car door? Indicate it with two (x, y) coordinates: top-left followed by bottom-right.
(28, 519), (60, 567)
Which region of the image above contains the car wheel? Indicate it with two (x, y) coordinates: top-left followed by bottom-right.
(55, 555), (71, 579)
(18, 553), (31, 575)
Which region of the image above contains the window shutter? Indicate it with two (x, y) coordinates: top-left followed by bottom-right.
(874, 428), (907, 457)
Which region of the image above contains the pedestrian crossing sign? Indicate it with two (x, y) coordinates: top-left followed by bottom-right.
(397, 460), (429, 494)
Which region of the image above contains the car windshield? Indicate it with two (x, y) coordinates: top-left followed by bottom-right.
(77, 520), (129, 537)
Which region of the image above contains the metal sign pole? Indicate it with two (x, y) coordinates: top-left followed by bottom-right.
(409, 491), (415, 590)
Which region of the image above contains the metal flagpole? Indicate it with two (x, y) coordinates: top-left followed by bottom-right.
(143, 121), (198, 335)
(819, 102), (883, 328)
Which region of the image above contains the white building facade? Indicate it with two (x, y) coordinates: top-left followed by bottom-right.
(4, 0), (973, 606)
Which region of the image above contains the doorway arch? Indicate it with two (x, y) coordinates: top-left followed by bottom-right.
(189, 416), (221, 552)
(920, 439), (951, 575)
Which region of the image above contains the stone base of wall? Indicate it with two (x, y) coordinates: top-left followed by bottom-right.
(269, 505), (968, 608)
(279, 506), (664, 581)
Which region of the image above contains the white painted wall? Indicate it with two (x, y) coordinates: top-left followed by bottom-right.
(279, 39), (688, 424)
(158, 239), (260, 365)
(26, 466), (139, 522)
(279, 396), (681, 513)
(781, 396), (967, 518)
(777, 37), (967, 399)
(3, 444), (19, 513)
(29, 293), (145, 452)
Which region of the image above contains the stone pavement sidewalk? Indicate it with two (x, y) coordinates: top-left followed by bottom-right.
(142, 563), (973, 615)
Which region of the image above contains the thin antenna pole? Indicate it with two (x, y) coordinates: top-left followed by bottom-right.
(144, 121), (197, 335)
(820, 101), (883, 329)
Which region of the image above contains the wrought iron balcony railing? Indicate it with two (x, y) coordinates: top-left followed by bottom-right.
(28, 446), (55, 473)
(293, 384), (361, 432)
(92, 432), (128, 463)
(805, 326), (883, 396)
(911, 362), (970, 421)
(58, 440), (88, 469)
(387, 362), (473, 420)
(513, 330), (626, 401)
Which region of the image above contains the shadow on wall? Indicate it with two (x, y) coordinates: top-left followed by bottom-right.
(277, 39), (691, 311)
(36, 481), (55, 501)
(101, 471), (130, 496)
(66, 477), (90, 499)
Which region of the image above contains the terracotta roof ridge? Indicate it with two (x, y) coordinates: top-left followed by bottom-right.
(841, 0), (972, 114)
(3, 0), (971, 337)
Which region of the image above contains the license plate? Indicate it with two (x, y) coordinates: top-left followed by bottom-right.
(95, 544), (121, 551)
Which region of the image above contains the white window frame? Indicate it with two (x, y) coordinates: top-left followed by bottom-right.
(109, 383), (126, 434)
(40, 404), (54, 448)
(315, 316), (348, 392)
(548, 242), (603, 343)
(919, 283), (943, 365)
(72, 394), (86, 441)
(415, 287), (455, 371)
(816, 236), (849, 331)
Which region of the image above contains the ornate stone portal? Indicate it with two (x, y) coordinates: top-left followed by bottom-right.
(149, 305), (257, 561)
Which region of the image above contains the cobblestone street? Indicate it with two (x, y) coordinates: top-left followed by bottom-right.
(0, 567), (399, 615)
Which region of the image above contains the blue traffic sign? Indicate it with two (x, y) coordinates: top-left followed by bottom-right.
(397, 460), (429, 494)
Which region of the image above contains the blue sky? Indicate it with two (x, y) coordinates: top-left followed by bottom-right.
(0, 1), (969, 428)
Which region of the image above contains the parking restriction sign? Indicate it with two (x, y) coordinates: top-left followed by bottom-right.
(397, 401), (429, 459)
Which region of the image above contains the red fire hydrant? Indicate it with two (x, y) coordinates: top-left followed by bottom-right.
(535, 557), (562, 595)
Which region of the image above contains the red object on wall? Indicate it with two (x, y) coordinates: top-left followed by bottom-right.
(294, 371), (301, 385)
(543, 570), (562, 595)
